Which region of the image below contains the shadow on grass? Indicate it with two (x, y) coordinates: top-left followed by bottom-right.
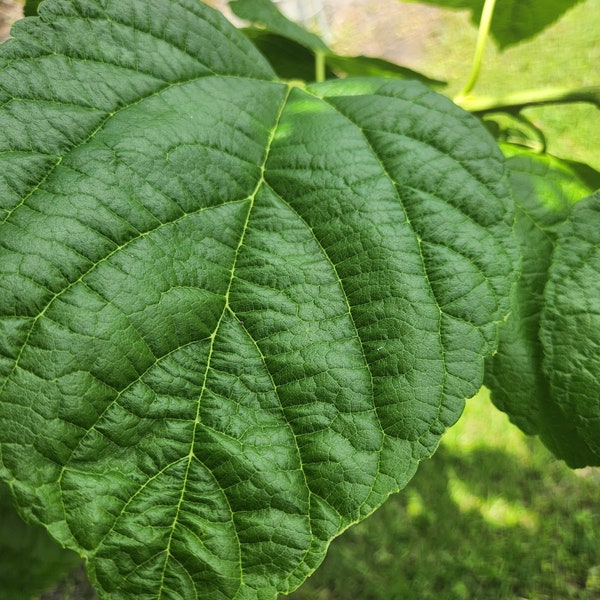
(288, 439), (600, 600)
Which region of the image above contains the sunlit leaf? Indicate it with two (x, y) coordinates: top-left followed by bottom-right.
(0, 1), (516, 597)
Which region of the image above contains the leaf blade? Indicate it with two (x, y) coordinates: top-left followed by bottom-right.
(484, 148), (599, 466)
(0, 1), (517, 597)
(540, 191), (600, 463)
(398, 0), (584, 48)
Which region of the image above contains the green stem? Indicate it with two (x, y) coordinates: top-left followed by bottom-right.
(455, 0), (497, 103)
(456, 85), (600, 113)
(315, 50), (326, 83)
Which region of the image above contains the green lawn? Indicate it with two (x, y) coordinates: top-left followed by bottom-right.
(288, 389), (600, 600)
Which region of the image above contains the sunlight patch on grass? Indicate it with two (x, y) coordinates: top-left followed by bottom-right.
(405, 488), (426, 518)
(447, 473), (539, 531)
(442, 387), (533, 461)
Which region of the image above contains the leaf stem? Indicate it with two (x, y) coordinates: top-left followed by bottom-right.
(315, 50), (326, 82)
(455, 85), (600, 113)
(454, 0), (497, 103)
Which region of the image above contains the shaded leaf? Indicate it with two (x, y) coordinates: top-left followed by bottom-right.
(240, 28), (335, 80)
(481, 113), (548, 153)
(24, 0), (44, 17)
(0, 0), (516, 598)
(399, 0), (585, 48)
(540, 191), (600, 462)
(326, 54), (444, 87)
(230, 0), (328, 52)
(485, 147), (599, 466)
(234, 1), (443, 85)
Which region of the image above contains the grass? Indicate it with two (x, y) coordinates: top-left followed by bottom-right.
(288, 389), (600, 600)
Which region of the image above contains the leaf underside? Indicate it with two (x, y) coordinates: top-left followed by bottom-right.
(0, 0), (516, 598)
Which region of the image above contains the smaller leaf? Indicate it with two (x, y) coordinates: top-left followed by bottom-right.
(326, 55), (445, 87)
(482, 114), (547, 153)
(541, 191), (600, 462)
(24, 0), (43, 17)
(230, 0), (329, 52)
(234, 0), (442, 85)
(485, 148), (599, 467)
(240, 29), (335, 80)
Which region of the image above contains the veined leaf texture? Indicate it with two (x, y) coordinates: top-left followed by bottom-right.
(0, 1), (517, 597)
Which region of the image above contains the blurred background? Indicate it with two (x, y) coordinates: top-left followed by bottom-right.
(0, 1), (599, 598)
(207, 0), (600, 170)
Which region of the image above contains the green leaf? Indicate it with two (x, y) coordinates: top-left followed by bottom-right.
(325, 54), (445, 87)
(242, 29), (444, 85)
(0, 0), (516, 597)
(540, 191), (600, 462)
(240, 28), (335, 81)
(230, 0), (329, 52)
(0, 480), (80, 599)
(484, 147), (599, 466)
(24, 0), (44, 17)
(234, 1), (443, 85)
(398, 0), (584, 48)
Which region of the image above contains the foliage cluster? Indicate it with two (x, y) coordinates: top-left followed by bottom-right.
(0, 0), (598, 598)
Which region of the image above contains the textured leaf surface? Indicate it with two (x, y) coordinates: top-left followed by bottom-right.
(0, 0), (516, 598)
(484, 148), (598, 466)
(540, 191), (600, 463)
(398, 0), (584, 48)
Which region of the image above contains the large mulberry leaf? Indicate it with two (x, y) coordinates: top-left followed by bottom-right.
(0, 1), (516, 598)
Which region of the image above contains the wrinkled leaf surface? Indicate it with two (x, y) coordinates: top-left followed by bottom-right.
(484, 148), (599, 466)
(540, 191), (600, 463)
(0, 0), (516, 597)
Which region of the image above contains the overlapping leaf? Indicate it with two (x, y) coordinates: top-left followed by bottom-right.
(540, 191), (600, 462)
(485, 147), (600, 467)
(0, 0), (516, 598)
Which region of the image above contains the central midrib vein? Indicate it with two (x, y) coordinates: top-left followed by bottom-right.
(156, 82), (292, 598)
